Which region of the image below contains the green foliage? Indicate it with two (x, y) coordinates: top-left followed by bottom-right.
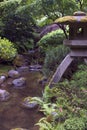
(2, 12), (36, 52)
(43, 45), (70, 76)
(30, 0), (78, 22)
(76, 0), (87, 11)
(37, 17), (53, 27)
(64, 117), (85, 130)
(38, 30), (65, 51)
(0, 65), (14, 75)
(15, 39), (34, 52)
(70, 64), (87, 88)
(36, 84), (87, 129)
(0, 37), (17, 61)
(0, 0), (37, 52)
(36, 117), (55, 130)
(36, 65), (87, 129)
(36, 118), (65, 130)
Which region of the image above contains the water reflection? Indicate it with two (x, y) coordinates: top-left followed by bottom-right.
(0, 71), (43, 130)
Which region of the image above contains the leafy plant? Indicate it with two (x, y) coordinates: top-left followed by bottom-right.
(0, 37), (17, 62)
(36, 117), (65, 130)
(36, 117), (54, 130)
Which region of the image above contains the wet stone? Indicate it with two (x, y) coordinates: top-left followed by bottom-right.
(17, 66), (29, 73)
(29, 65), (42, 71)
(12, 77), (26, 88)
(22, 97), (38, 109)
(0, 76), (6, 84)
(8, 70), (20, 78)
(0, 89), (10, 101)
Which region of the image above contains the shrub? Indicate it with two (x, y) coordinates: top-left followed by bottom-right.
(43, 45), (70, 76)
(0, 37), (17, 62)
(64, 117), (85, 130)
(38, 29), (65, 52)
(70, 64), (87, 88)
(15, 39), (34, 52)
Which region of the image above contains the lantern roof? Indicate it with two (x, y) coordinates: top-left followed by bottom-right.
(55, 11), (87, 24)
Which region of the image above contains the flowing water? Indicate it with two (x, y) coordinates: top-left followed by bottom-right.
(0, 71), (44, 130)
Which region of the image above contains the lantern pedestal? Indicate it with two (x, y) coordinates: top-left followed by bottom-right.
(49, 54), (74, 88)
(49, 53), (87, 88)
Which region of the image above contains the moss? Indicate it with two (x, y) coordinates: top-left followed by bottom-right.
(55, 16), (87, 24)
(55, 16), (77, 24)
(81, 16), (87, 22)
(0, 65), (14, 75)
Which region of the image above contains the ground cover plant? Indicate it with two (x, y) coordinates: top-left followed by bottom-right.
(35, 64), (87, 130)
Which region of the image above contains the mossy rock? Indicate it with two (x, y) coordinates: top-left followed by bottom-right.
(22, 96), (38, 109)
(13, 55), (27, 67)
(11, 128), (27, 130)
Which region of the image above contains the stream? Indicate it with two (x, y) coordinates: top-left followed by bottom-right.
(0, 71), (44, 130)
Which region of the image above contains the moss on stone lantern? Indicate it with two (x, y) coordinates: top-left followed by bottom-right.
(55, 11), (87, 52)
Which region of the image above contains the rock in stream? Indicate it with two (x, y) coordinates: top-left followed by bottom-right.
(12, 77), (26, 88)
(0, 89), (10, 101)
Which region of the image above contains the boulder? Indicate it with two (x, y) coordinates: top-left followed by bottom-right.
(0, 89), (10, 101)
(0, 76), (6, 84)
(8, 70), (20, 78)
(12, 77), (26, 88)
(40, 24), (59, 38)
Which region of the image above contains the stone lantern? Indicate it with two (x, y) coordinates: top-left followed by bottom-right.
(49, 11), (87, 87)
